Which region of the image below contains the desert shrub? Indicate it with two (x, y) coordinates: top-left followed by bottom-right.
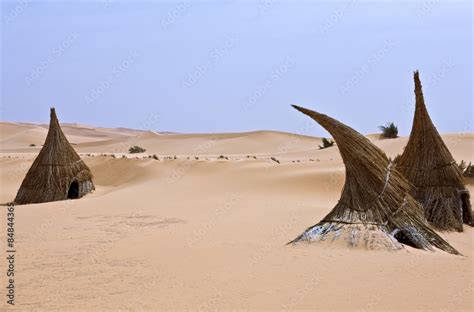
(379, 122), (399, 139)
(218, 155), (229, 160)
(29, 143), (36, 147)
(129, 145), (146, 153)
(271, 157), (280, 164)
(319, 138), (335, 149)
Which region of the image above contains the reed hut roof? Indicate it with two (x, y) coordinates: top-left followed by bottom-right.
(14, 108), (94, 205)
(395, 71), (472, 231)
(289, 105), (459, 255)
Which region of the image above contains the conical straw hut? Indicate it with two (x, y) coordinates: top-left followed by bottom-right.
(289, 105), (459, 255)
(395, 71), (473, 232)
(14, 108), (94, 204)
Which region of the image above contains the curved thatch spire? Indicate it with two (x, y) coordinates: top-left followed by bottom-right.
(290, 105), (459, 255)
(395, 71), (472, 231)
(14, 108), (94, 204)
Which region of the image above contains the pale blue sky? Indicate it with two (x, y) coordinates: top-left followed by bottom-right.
(1, 0), (472, 136)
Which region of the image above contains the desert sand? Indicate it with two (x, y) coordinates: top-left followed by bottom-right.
(0, 121), (472, 311)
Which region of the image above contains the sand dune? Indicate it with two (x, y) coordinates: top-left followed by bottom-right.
(0, 122), (472, 311)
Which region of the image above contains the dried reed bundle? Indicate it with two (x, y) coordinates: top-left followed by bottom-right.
(395, 72), (472, 232)
(289, 105), (459, 255)
(14, 108), (94, 204)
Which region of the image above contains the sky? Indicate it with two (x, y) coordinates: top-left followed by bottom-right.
(1, 0), (472, 137)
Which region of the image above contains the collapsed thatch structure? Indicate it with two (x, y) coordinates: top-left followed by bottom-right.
(289, 105), (459, 255)
(14, 108), (94, 205)
(395, 71), (473, 232)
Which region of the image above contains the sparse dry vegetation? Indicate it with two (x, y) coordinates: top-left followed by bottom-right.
(319, 138), (335, 149)
(270, 157), (280, 164)
(129, 145), (146, 154)
(378, 122), (399, 139)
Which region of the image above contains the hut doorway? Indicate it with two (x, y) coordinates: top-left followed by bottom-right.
(68, 181), (79, 199)
(393, 228), (423, 250)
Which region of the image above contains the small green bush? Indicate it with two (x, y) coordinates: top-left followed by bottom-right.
(29, 143), (36, 147)
(379, 122), (399, 139)
(319, 138), (335, 149)
(129, 145), (146, 153)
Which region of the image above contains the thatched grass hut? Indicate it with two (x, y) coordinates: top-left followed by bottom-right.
(289, 105), (459, 254)
(395, 71), (473, 232)
(14, 108), (94, 204)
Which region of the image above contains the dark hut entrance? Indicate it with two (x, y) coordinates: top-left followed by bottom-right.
(393, 228), (423, 250)
(68, 181), (79, 199)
